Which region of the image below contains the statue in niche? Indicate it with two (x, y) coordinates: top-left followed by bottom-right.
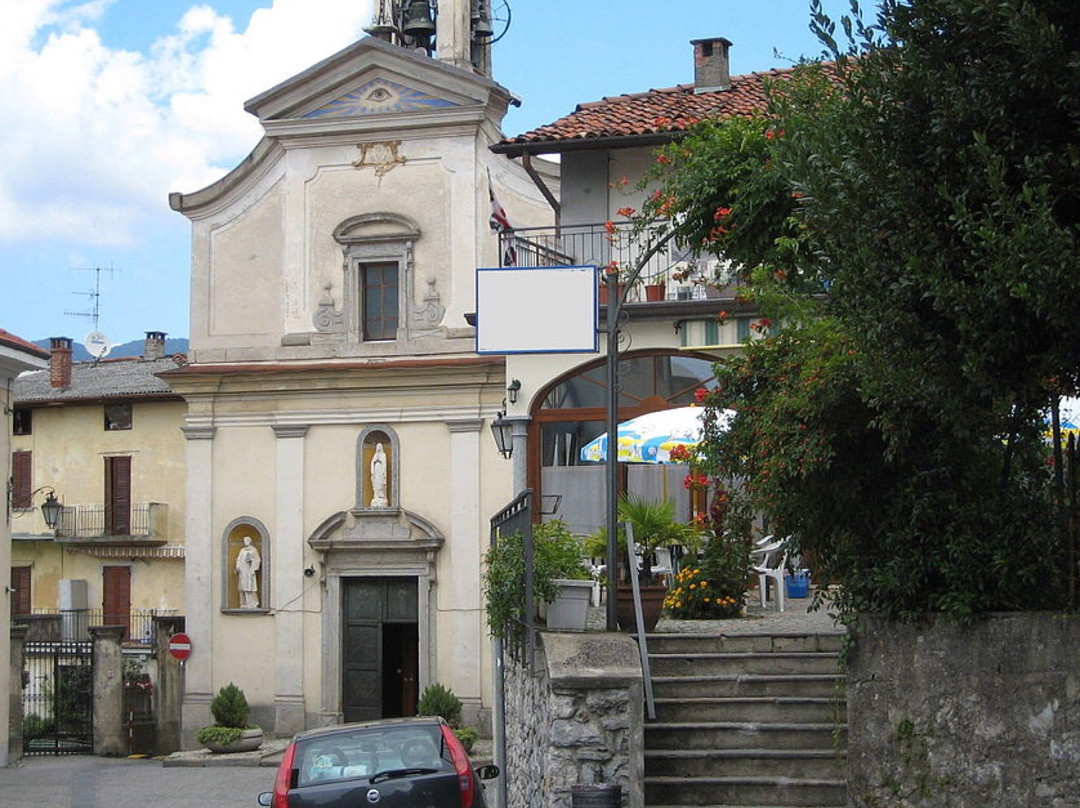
(236, 536), (262, 608)
(370, 443), (389, 507)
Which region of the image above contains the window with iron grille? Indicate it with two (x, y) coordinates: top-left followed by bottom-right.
(361, 262), (399, 341)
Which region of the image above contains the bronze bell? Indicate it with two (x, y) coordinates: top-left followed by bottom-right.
(402, 0), (436, 39)
(473, 5), (494, 40)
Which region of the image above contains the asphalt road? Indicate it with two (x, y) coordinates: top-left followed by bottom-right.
(0, 756), (276, 808)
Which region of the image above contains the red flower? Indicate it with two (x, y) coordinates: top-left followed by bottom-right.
(604, 220), (617, 235)
(669, 445), (692, 462)
(654, 116), (671, 129)
(656, 153), (671, 165)
(616, 206), (636, 218)
(694, 387), (708, 403)
(713, 207), (732, 221)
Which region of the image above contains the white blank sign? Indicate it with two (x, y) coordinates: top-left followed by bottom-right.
(475, 265), (598, 354)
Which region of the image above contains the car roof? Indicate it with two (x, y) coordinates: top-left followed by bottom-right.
(292, 716), (445, 743)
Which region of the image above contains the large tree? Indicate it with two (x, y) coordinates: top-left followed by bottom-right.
(642, 0), (1080, 619)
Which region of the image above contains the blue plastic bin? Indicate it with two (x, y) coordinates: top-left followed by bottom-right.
(785, 570), (810, 599)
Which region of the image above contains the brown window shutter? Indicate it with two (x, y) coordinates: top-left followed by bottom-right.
(11, 451), (32, 508)
(10, 566), (31, 617)
(102, 565), (131, 640)
(105, 456), (132, 535)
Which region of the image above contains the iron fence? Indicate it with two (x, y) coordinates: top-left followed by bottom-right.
(22, 640), (94, 756)
(489, 489), (535, 666)
(13, 608), (178, 646)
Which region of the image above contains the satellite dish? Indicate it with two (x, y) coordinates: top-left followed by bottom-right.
(85, 330), (112, 359)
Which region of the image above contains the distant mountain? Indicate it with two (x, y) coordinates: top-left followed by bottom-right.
(32, 337), (189, 363)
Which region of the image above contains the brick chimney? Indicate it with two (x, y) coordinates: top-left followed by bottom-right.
(144, 330), (167, 360)
(49, 337), (73, 388)
(692, 37), (732, 93)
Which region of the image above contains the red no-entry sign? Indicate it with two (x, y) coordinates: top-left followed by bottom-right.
(168, 632), (192, 661)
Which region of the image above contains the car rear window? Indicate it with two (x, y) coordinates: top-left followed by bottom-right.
(295, 723), (453, 787)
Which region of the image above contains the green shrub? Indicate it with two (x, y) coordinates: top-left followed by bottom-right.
(23, 713), (54, 740)
(483, 519), (590, 644)
(209, 683), (250, 729)
(195, 725), (244, 748)
(454, 726), (478, 753)
(416, 683), (462, 728)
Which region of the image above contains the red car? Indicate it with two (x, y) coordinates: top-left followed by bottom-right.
(258, 717), (499, 808)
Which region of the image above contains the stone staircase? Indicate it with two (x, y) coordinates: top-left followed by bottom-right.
(643, 630), (847, 808)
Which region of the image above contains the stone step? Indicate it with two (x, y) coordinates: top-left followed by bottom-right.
(645, 748), (845, 780)
(649, 652), (841, 677)
(653, 696), (842, 724)
(646, 633), (845, 655)
(651, 674), (845, 699)
(644, 775), (846, 807)
(645, 722), (845, 751)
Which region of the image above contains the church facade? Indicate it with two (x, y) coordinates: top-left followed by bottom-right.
(165, 2), (554, 744)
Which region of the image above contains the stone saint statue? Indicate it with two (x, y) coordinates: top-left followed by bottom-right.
(236, 536), (261, 608)
(370, 442), (389, 507)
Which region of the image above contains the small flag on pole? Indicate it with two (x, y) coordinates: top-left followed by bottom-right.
(488, 170), (517, 266)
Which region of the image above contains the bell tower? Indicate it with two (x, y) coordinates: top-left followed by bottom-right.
(365, 0), (510, 77)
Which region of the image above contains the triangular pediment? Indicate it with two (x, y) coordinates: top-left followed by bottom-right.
(245, 35), (505, 124)
(303, 77), (459, 119)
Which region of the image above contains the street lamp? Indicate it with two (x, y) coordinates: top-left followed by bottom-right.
(9, 485), (64, 531)
(490, 408), (514, 459)
(40, 489), (63, 530)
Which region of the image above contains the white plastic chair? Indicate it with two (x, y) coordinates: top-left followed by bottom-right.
(750, 538), (788, 612)
(650, 546), (674, 586)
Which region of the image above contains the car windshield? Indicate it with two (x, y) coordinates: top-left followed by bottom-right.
(295, 724), (451, 787)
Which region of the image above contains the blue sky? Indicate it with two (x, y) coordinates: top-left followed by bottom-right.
(0, 0), (852, 344)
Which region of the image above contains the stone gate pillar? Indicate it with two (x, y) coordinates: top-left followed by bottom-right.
(8, 624), (28, 766)
(89, 625), (126, 756)
(154, 616), (186, 754)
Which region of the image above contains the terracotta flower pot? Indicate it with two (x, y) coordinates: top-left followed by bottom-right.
(644, 283), (666, 302)
(616, 584), (668, 632)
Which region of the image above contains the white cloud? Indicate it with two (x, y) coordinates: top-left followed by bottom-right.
(0, 0), (373, 246)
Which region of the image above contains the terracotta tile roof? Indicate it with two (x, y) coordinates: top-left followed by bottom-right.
(494, 66), (805, 155)
(0, 328), (49, 359)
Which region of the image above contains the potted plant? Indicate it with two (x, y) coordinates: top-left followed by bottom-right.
(483, 519), (593, 643)
(615, 494), (700, 630)
(195, 683), (263, 753)
(643, 275), (667, 301)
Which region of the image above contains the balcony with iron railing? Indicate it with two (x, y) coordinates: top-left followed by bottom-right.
(497, 221), (735, 302)
(55, 502), (169, 546)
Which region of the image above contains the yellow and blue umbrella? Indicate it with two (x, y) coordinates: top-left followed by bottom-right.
(579, 406), (736, 464)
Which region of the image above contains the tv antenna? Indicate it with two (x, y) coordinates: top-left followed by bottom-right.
(67, 264), (119, 359)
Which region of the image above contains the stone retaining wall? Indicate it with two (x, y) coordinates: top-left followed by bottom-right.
(848, 612), (1080, 807)
(504, 632), (643, 808)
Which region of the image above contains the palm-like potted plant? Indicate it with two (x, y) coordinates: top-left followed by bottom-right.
(614, 494), (700, 630)
(195, 683), (263, 753)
